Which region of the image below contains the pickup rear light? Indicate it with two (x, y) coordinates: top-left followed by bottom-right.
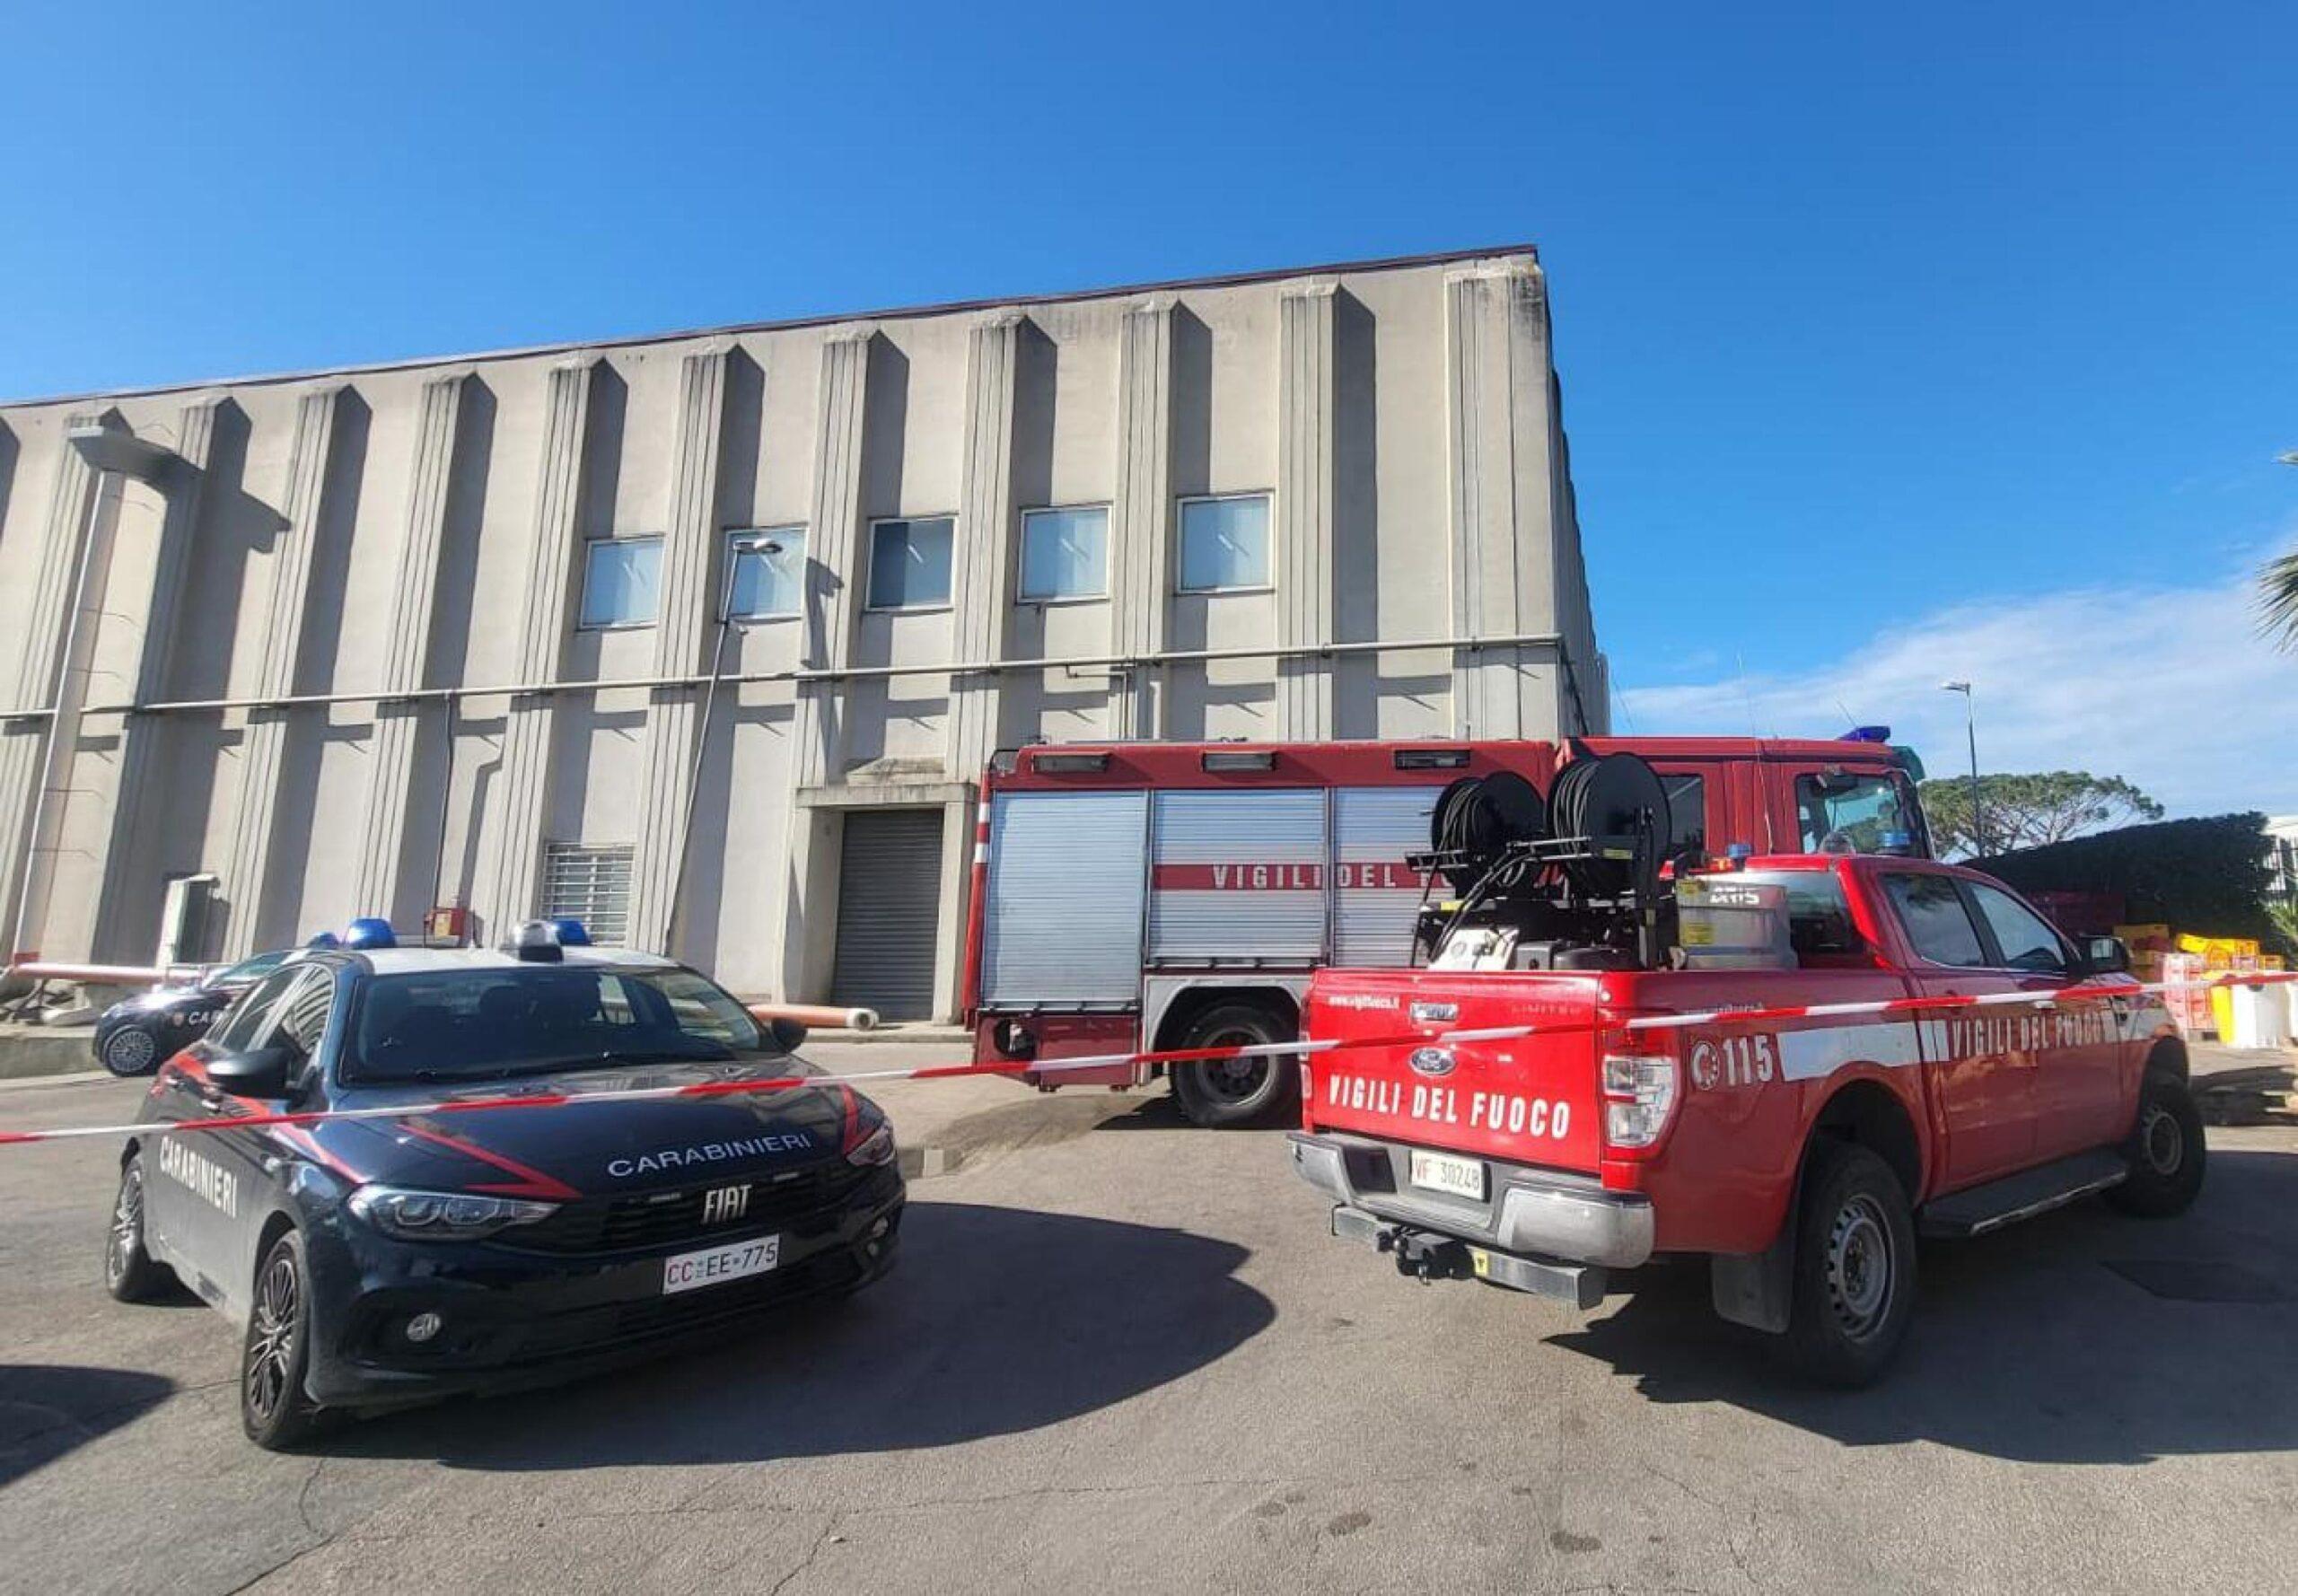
(1600, 1051), (1679, 1150)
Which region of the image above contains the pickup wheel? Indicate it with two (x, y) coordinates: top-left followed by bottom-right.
(1784, 1141), (1917, 1387)
(1169, 1004), (1299, 1128)
(2108, 1072), (2206, 1218)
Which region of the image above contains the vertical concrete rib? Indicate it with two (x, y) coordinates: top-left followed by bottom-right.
(1443, 255), (1568, 740)
(487, 357), (596, 935)
(220, 386), (344, 955)
(91, 398), (224, 958)
(349, 373), (468, 922)
(1108, 297), (1174, 739)
(944, 310), (1023, 777)
(0, 415), (102, 951)
(628, 344), (731, 954)
(1446, 264), (1526, 738)
(1276, 279), (1338, 739)
(792, 327), (873, 789)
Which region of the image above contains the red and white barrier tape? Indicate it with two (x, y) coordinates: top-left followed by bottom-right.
(1, 973), (2291, 1148)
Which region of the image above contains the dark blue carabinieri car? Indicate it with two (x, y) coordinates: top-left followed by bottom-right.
(104, 925), (903, 1449)
(92, 949), (297, 1076)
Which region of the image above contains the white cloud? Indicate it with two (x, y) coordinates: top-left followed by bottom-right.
(1618, 566), (2298, 819)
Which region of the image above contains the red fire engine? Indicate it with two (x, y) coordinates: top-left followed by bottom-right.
(961, 733), (1929, 1126)
(1288, 755), (2200, 1382)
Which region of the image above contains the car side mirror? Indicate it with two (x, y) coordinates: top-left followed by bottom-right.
(766, 1017), (808, 1053)
(2082, 935), (2131, 976)
(206, 1044), (295, 1099)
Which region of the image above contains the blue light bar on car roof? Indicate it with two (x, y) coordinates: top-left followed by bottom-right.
(342, 917), (396, 950)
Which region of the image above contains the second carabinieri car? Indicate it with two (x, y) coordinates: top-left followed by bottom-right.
(102, 921), (904, 1449)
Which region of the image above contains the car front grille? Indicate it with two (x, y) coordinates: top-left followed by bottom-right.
(509, 1162), (865, 1255)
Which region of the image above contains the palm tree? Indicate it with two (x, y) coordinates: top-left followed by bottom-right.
(2270, 452), (2298, 649)
(2268, 548), (2298, 649)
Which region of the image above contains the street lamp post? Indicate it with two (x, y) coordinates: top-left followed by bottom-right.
(663, 533), (783, 956)
(1939, 680), (1981, 857)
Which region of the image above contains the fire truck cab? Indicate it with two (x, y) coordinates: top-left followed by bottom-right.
(962, 734), (1928, 1126)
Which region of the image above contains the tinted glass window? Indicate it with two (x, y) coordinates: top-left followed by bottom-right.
(726, 528), (806, 618)
(868, 518), (955, 609)
(209, 967), (306, 1052)
(1662, 774), (1706, 854)
(273, 969), (336, 1062)
(1798, 773), (1921, 854)
(1019, 506), (1110, 600)
(1884, 873), (1989, 967)
(1737, 869), (1865, 960)
(1178, 495), (1271, 592)
(342, 965), (788, 1084)
(579, 538), (663, 628)
(1969, 883), (2067, 973)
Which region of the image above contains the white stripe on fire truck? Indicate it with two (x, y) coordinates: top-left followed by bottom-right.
(1773, 1021), (1925, 1081)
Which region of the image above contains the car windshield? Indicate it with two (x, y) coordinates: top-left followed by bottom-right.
(340, 965), (790, 1085)
(206, 950), (287, 988)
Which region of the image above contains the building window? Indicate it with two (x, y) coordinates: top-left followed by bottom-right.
(725, 527), (806, 619)
(1178, 494), (1271, 592)
(1018, 505), (1110, 601)
(867, 516), (955, 610)
(542, 842), (634, 945)
(578, 538), (663, 629)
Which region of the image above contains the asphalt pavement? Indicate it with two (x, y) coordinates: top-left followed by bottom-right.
(3, 1044), (2295, 1595)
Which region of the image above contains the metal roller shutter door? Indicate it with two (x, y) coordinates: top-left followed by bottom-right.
(831, 810), (946, 1021)
(1148, 789), (1328, 962)
(1332, 787), (1441, 967)
(982, 791), (1150, 1005)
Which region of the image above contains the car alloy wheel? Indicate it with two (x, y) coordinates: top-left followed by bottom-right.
(245, 1252), (302, 1427)
(102, 1027), (158, 1076)
(106, 1166), (145, 1290)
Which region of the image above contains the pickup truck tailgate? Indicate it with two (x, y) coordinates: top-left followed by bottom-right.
(1303, 968), (1608, 1176)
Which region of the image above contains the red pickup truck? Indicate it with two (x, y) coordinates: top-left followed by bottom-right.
(1288, 844), (2204, 1384)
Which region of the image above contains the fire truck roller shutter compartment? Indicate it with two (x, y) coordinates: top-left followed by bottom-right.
(1332, 787), (1443, 967)
(1148, 789), (1329, 962)
(832, 810), (947, 1022)
(982, 790), (1151, 1004)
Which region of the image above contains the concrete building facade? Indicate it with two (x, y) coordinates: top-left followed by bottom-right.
(0, 246), (1603, 1019)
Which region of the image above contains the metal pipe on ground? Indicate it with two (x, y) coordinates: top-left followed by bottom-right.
(748, 1002), (879, 1032)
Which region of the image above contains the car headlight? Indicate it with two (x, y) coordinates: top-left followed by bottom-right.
(346, 1185), (559, 1240)
(845, 1120), (897, 1168)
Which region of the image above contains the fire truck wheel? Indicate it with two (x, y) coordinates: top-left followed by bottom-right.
(1169, 1004), (1300, 1128)
(1783, 1140), (1916, 1387)
(2108, 1072), (2206, 1217)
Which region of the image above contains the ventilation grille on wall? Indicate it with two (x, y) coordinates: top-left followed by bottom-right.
(541, 843), (634, 946)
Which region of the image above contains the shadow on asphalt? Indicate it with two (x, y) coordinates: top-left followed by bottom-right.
(1549, 1149), (2298, 1464)
(0, 1365), (178, 1486)
(328, 1200), (1273, 1469)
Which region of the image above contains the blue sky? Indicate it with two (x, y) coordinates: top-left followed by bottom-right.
(4, 3), (2293, 812)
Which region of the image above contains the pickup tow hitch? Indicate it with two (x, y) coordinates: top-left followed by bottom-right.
(1375, 1226), (1473, 1285)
